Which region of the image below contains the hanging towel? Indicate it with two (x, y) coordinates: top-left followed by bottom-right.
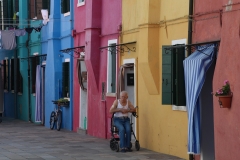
(14, 29), (26, 36)
(35, 65), (42, 122)
(1, 30), (16, 50)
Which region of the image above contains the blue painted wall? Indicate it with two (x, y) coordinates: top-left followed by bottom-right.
(42, 0), (73, 130)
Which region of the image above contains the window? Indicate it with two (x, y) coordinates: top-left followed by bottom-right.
(17, 59), (23, 93)
(31, 57), (40, 93)
(30, 0), (50, 19)
(162, 46), (186, 106)
(42, 0), (50, 15)
(61, 0), (70, 14)
(107, 39), (117, 93)
(77, 0), (85, 7)
(10, 59), (14, 91)
(62, 62), (70, 98)
(3, 60), (8, 91)
(0, 0), (14, 29)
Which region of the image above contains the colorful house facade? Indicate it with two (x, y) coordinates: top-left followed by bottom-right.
(73, 0), (122, 138)
(191, 0), (240, 160)
(120, 0), (189, 159)
(42, 0), (74, 130)
(0, 0), (74, 131)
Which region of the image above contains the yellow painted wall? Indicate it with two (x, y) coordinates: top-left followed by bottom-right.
(121, 0), (189, 159)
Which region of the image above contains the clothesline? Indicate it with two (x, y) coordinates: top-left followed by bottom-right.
(0, 23), (44, 50)
(0, 19), (72, 22)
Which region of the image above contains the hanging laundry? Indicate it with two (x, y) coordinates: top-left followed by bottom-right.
(14, 29), (26, 36)
(13, 12), (16, 20)
(1, 30), (16, 50)
(0, 31), (2, 49)
(25, 28), (33, 34)
(33, 26), (43, 32)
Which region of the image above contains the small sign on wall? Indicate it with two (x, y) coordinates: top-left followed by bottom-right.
(127, 73), (134, 86)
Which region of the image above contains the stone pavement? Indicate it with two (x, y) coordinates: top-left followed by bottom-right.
(0, 118), (185, 160)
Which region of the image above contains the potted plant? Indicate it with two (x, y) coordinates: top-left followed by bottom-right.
(213, 80), (233, 108)
(52, 98), (69, 107)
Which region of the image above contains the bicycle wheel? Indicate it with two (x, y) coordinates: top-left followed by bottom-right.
(50, 111), (55, 129)
(56, 111), (62, 131)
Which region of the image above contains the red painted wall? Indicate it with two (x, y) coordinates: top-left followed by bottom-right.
(193, 1), (240, 159)
(73, 0), (86, 132)
(73, 0), (121, 139)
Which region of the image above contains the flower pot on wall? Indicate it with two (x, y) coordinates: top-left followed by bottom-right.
(217, 93), (233, 108)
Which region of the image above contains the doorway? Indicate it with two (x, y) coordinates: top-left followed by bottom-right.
(41, 65), (45, 125)
(0, 66), (3, 119)
(78, 60), (88, 130)
(123, 59), (137, 140)
(199, 61), (215, 160)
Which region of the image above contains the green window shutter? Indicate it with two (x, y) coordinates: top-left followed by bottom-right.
(162, 46), (172, 105)
(173, 47), (186, 106)
(62, 62), (70, 97)
(10, 59), (14, 91)
(110, 44), (116, 93)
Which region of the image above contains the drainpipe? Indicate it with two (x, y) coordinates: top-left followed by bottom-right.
(13, 0), (17, 119)
(188, 0), (194, 160)
(27, 0), (31, 122)
(188, 0), (193, 56)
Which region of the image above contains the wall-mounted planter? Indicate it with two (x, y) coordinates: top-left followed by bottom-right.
(217, 93), (233, 108)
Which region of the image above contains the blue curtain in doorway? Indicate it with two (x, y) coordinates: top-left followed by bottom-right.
(0, 66), (3, 113)
(35, 65), (42, 122)
(183, 44), (216, 154)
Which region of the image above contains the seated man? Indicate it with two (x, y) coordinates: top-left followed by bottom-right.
(109, 91), (136, 152)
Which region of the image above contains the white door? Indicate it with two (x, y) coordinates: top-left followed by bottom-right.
(79, 61), (88, 130)
(124, 67), (136, 140)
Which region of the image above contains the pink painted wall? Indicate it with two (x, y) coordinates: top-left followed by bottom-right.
(73, 0), (86, 132)
(73, 0), (121, 139)
(193, 1), (240, 159)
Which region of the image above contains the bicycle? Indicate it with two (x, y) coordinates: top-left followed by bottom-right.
(50, 101), (63, 131)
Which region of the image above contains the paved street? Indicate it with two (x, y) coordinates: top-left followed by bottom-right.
(0, 118), (184, 160)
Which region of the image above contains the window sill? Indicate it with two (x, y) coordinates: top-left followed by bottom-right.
(106, 93), (116, 97)
(64, 12), (70, 17)
(172, 105), (187, 112)
(18, 93), (22, 96)
(4, 90), (8, 93)
(77, 2), (85, 7)
(11, 90), (14, 93)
